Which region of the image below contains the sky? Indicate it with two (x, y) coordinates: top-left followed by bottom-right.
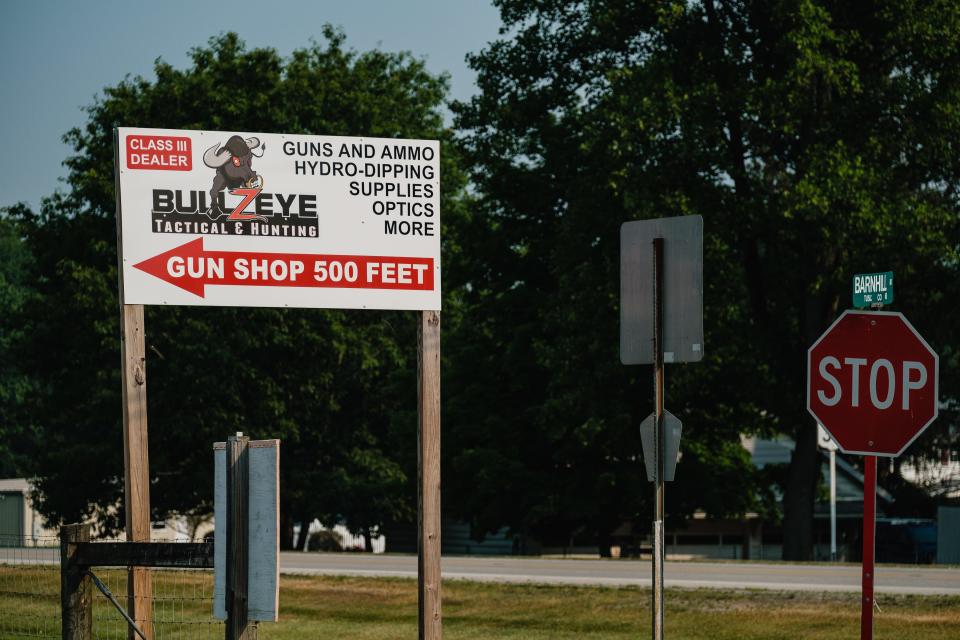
(0, 0), (503, 210)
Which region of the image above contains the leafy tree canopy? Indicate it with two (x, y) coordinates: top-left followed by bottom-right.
(6, 28), (467, 545)
(0, 213), (37, 477)
(452, 0), (959, 557)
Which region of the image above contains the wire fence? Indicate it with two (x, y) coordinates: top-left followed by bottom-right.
(0, 533), (226, 640)
(0, 534), (60, 639)
(89, 567), (224, 640)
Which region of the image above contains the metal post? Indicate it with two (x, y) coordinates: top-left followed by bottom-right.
(226, 433), (255, 640)
(861, 455), (877, 640)
(652, 237), (665, 640)
(830, 449), (837, 561)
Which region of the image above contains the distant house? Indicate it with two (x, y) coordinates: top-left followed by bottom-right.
(292, 519), (387, 553)
(739, 436), (894, 561)
(386, 519), (520, 556)
(384, 436), (899, 560)
(900, 447), (960, 499)
(0, 478), (58, 546)
(604, 437), (896, 561)
(0, 477), (216, 544)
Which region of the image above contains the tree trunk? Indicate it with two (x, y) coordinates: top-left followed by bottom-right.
(597, 526), (613, 558)
(295, 513), (311, 551)
(782, 281), (838, 561)
(782, 419), (820, 560)
(280, 505), (294, 550)
(363, 527), (374, 553)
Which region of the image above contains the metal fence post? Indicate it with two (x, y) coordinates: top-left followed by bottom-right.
(61, 523), (92, 640)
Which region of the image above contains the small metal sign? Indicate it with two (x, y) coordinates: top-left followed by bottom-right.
(214, 438), (280, 622)
(639, 411), (683, 482)
(620, 216), (704, 364)
(852, 271), (893, 309)
(817, 424), (839, 452)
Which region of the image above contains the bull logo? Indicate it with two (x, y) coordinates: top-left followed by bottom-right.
(202, 135), (265, 220)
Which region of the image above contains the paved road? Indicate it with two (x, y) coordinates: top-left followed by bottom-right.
(5, 547), (958, 594)
(279, 552), (960, 595)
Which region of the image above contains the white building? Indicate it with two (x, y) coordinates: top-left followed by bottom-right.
(900, 448), (960, 499)
(0, 478), (58, 545)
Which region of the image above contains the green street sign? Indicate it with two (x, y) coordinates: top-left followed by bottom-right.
(852, 271), (894, 308)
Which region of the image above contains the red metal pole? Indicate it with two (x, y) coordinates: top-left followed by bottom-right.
(861, 455), (877, 640)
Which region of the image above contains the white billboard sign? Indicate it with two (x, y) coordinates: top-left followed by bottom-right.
(116, 127), (440, 310)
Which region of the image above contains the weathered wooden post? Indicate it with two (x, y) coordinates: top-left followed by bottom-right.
(113, 129), (153, 640)
(60, 523), (92, 640)
(418, 310), (442, 639)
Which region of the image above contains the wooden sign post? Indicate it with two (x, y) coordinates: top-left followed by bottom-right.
(119, 304), (153, 640)
(114, 131), (153, 640)
(418, 311), (442, 639)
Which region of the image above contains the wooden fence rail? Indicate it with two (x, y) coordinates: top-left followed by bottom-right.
(60, 524), (214, 640)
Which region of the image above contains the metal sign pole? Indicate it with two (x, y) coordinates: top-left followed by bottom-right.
(226, 433), (254, 640)
(861, 454), (877, 640)
(830, 449), (837, 561)
(652, 237), (665, 640)
(861, 302), (881, 637)
(622, 217), (703, 639)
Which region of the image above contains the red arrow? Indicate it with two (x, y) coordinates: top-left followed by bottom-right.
(132, 237), (434, 298)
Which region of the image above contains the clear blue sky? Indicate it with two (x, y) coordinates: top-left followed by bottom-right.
(0, 0), (502, 210)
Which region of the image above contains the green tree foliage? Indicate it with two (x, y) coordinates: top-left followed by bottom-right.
(0, 212), (37, 477)
(453, 0), (959, 557)
(7, 29), (466, 545)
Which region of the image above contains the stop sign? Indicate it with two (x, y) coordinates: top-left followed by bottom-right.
(807, 311), (938, 457)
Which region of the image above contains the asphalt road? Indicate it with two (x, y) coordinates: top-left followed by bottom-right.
(279, 552), (960, 595)
(5, 547), (958, 594)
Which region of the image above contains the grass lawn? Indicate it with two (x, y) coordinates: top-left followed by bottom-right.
(2, 564), (958, 639)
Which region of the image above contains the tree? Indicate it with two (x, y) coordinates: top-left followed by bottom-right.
(453, 0), (960, 558)
(8, 28), (467, 545)
(0, 211), (37, 478)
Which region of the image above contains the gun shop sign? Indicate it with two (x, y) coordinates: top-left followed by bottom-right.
(116, 127), (441, 311)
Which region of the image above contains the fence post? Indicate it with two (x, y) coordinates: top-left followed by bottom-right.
(226, 433), (256, 640)
(61, 523), (92, 640)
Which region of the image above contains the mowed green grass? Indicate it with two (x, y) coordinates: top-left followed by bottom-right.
(2, 564), (959, 639)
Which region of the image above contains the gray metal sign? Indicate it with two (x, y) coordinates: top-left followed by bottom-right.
(214, 437), (279, 622)
(639, 411), (683, 482)
(620, 216), (704, 365)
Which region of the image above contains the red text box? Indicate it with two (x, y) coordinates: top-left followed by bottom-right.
(126, 135), (192, 171)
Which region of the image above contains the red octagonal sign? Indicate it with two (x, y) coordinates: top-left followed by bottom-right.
(807, 311), (938, 457)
